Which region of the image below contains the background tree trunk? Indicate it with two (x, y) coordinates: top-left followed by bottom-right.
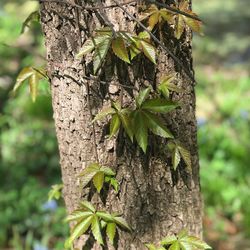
(40, 0), (202, 249)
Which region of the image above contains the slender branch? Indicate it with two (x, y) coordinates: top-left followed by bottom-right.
(145, 0), (203, 22)
(113, 0), (195, 82)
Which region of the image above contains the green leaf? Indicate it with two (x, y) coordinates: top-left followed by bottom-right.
(79, 163), (100, 188)
(80, 201), (96, 213)
(140, 40), (156, 64)
(136, 87), (152, 108)
(68, 215), (93, 246)
(148, 12), (160, 30)
(91, 215), (103, 245)
(113, 216), (131, 231)
(119, 111), (134, 141)
(96, 211), (113, 222)
(180, 236), (212, 249)
(14, 67), (35, 92)
(169, 241), (180, 250)
(76, 34), (111, 58)
(178, 229), (188, 239)
(112, 36), (130, 63)
(92, 107), (116, 122)
(106, 222), (116, 245)
(29, 71), (39, 102)
(100, 166), (115, 176)
(133, 111), (148, 153)
(142, 98), (178, 113)
(172, 147), (181, 170)
(21, 11), (40, 34)
(129, 43), (141, 60)
(109, 113), (121, 137)
(178, 145), (192, 171)
(93, 37), (112, 74)
(65, 211), (93, 222)
(93, 171), (105, 193)
(143, 111), (173, 138)
(161, 235), (177, 245)
(175, 15), (185, 39)
(110, 177), (119, 193)
(48, 184), (63, 201)
(145, 243), (157, 250)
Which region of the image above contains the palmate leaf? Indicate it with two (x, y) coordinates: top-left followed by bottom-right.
(106, 222), (116, 245)
(105, 176), (119, 193)
(142, 98), (179, 113)
(91, 215), (104, 245)
(21, 10), (40, 34)
(113, 215), (131, 231)
(140, 39), (156, 64)
(14, 67), (46, 102)
(112, 36), (130, 63)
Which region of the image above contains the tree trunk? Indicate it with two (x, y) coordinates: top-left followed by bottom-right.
(40, 1), (202, 249)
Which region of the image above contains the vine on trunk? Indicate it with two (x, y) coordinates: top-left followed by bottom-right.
(14, 0), (211, 249)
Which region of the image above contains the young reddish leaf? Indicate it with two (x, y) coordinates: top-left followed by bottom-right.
(93, 171), (105, 193)
(109, 113), (121, 137)
(112, 36), (130, 63)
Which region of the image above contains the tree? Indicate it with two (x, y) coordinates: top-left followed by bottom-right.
(38, 0), (203, 249)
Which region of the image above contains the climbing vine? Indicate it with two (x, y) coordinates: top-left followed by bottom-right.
(14, 0), (211, 249)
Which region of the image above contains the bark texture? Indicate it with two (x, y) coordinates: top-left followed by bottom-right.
(40, 1), (202, 249)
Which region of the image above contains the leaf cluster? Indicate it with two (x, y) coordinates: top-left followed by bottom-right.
(146, 230), (212, 250)
(79, 163), (118, 193)
(94, 87), (178, 153)
(77, 27), (157, 74)
(141, 0), (203, 39)
(65, 201), (131, 248)
(48, 184), (63, 201)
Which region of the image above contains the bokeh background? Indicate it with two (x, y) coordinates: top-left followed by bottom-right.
(0, 0), (250, 249)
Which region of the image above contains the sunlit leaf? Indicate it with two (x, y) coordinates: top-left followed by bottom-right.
(140, 40), (156, 64)
(161, 235), (177, 245)
(100, 166), (115, 176)
(113, 215), (131, 231)
(180, 236), (212, 249)
(93, 171), (105, 193)
(119, 111), (134, 141)
(169, 241), (180, 250)
(172, 147), (181, 170)
(96, 211), (113, 222)
(178, 145), (192, 171)
(105, 176), (119, 193)
(48, 184), (63, 201)
(92, 107), (116, 122)
(80, 201), (96, 213)
(93, 38), (112, 74)
(65, 211), (93, 222)
(112, 36), (130, 63)
(68, 215), (93, 247)
(91, 215), (103, 245)
(106, 222), (116, 245)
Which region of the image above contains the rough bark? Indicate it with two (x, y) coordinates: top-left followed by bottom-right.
(40, 1), (202, 249)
